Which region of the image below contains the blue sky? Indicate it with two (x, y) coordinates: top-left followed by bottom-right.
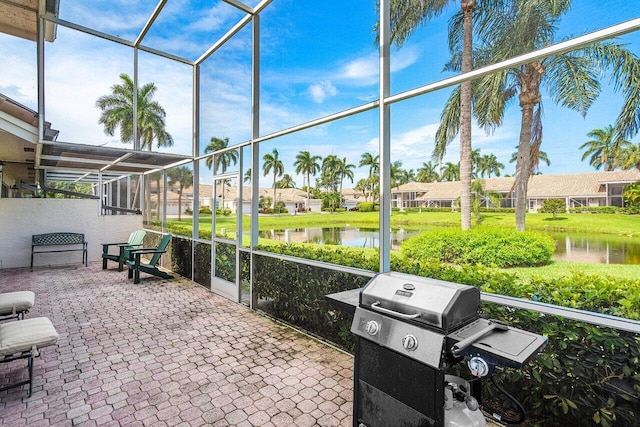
(1, 0), (639, 188)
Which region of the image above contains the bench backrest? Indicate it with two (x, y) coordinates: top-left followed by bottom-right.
(127, 230), (146, 247)
(32, 233), (85, 246)
(149, 234), (172, 266)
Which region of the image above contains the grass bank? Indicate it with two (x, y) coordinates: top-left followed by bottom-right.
(506, 261), (640, 281)
(170, 210), (640, 237)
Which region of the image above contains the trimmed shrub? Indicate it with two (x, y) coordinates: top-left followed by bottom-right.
(569, 206), (622, 214)
(358, 202), (380, 212)
(538, 198), (567, 219)
(401, 227), (555, 267)
(403, 206), (453, 212)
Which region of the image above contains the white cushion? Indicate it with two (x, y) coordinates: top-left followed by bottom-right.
(0, 291), (35, 315)
(0, 317), (59, 356)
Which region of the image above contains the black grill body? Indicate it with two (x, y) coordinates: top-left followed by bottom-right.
(348, 272), (548, 427)
(354, 336), (445, 426)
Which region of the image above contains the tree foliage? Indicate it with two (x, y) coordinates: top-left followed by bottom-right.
(96, 73), (173, 150)
(538, 198), (567, 219)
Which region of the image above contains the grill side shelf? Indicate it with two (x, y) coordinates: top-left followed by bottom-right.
(447, 318), (548, 368)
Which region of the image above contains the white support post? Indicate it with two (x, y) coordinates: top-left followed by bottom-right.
(378, 0), (391, 273)
(250, 12), (261, 308)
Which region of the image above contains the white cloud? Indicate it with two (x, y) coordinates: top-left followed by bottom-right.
(342, 56), (377, 82)
(338, 46), (420, 86)
(308, 81), (338, 103)
(187, 2), (239, 32)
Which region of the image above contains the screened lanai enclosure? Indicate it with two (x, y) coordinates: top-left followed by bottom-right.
(2, 1), (640, 424)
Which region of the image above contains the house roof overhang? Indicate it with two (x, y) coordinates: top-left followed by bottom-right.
(0, 0), (59, 42)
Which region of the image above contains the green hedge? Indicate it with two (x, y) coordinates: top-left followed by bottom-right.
(249, 242), (640, 426)
(402, 207), (452, 212)
(569, 206), (622, 214)
(357, 202), (379, 212)
(401, 227), (555, 267)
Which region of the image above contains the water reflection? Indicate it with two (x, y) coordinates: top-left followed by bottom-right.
(549, 233), (640, 265)
(258, 227), (640, 265)
(258, 227), (420, 250)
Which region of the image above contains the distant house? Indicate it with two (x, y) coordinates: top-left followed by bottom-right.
(392, 170), (640, 212)
(199, 184), (311, 213)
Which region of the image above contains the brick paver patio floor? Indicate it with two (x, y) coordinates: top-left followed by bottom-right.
(0, 263), (354, 426)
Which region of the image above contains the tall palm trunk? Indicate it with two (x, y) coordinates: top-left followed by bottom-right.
(273, 172), (277, 209)
(156, 177), (161, 220)
(459, 0), (476, 231)
(306, 172), (311, 211)
(514, 63), (543, 231)
(219, 181), (226, 213)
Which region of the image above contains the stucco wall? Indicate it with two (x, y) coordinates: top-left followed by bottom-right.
(0, 199), (143, 269)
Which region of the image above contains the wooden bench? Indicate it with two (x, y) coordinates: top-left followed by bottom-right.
(31, 232), (88, 271)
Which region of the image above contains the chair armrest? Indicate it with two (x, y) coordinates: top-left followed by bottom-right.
(101, 242), (128, 248)
(130, 249), (167, 255)
(128, 249), (167, 261)
(128, 248), (166, 254)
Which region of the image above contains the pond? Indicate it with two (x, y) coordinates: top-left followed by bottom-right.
(548, 232), (640, 265)
(258, 227), (640, 265)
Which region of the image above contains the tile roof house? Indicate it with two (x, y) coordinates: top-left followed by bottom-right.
(392, 169), (640, 212)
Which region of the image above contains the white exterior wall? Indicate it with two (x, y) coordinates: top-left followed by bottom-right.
(0, 199), (143, 269)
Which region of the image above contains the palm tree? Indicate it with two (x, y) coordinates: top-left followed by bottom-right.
(244, 168), (252, 184)
(383, 0), (487, 230)
(470, 149), (482, 179)
(263, 149), (284, 208)
(624, 183), (640, 206)
(96, 73), (173, 151)
(320, 155), (341, 192)
(354, 179), (369, 201)
(580, 125), (632, 171)
(276, 174), (296, 189)
(442, 162), (460, 182)
(167, 166), (193, 221)
(509, 146), (550, 174)
(390, 161), (414, 189)
(359, 152), (379, 202)
(148, 170), (164, 221)
(620, 144), (640, 171)
(445, 0), (640, 231)
(337, 157), (356, 208)
(205, 137), (238, 210)
(293, 151), (322, 211)
(205, 137), (238, 174)
(478, 153), (504, 178)
(470, 179), (503, 224)
(416, 161), (440, 183)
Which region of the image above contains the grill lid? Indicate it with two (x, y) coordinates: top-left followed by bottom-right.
(359, 272), (480, 332)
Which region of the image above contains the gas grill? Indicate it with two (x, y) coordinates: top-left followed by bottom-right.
(349, 272), (547, 427)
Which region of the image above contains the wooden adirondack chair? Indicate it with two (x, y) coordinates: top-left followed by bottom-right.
(102, 230), (147, 271)
(126, 234), (173, 284)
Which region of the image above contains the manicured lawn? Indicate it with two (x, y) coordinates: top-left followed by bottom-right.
(506, 261), (640, 281)
(169, 210), (640, 237)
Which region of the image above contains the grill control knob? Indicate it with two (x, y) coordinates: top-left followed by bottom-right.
(365, 320), (380, 336)
(402, 334), (418, 351)
(468, 356), (490, 377)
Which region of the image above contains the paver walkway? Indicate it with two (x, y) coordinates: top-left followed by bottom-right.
(0, 263), (354, 426)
